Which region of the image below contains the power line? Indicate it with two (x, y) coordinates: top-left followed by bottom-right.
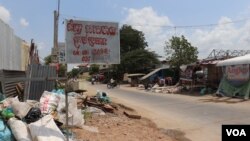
(58, 14), (250, 34)
(59, 13), (250, 30)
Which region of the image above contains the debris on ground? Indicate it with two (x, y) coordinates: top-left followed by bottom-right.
(0, 88), (174, 141)
(123, 111), (141, 119)
(72, 103), (173, 141)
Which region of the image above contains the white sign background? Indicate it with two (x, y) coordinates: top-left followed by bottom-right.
(225, 64), (249, 81)
(65, 19), (120, 64)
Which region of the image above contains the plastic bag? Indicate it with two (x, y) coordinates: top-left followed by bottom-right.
(40, 91), (60, 114)
(96, 91), (111, 103)
(57, 95), (84, 128)
(0, 119), (13, 141)
(1, 107), (15, 119)
(8, 118), (32, 141)
(84, 107), (105, 116)
(52, 89), (65, 94)
(24, 107), (42, 124)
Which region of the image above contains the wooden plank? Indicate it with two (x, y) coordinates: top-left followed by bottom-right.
(123, 111), (141, 119)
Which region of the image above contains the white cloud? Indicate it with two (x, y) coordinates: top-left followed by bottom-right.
(0, 5), (10, 23)
(123, 7), (250, 60)
(20, 18), (29, 27)
(123, 7), (173, 58)
(190, 16), (250, 58)
(124, 7), (172, 35)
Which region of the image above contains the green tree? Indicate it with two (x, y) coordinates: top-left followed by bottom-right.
(120, 25), (148, 55)
(120, 49), (160, 73)
(44, 55), (52, 65)
(67, 68), (80, 78)
(58, 64), (66, 77)
(89, 64), (99, 75)
(111, 25), (160, 81)
(165, 35), (198, 68)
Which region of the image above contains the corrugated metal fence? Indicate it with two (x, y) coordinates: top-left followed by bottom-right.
(0, 70), (26, 98)
(25, 64), (57, 101)
(0, 65), (57, 101)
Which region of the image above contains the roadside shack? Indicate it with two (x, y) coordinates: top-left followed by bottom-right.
(126, 73), (145, 87)
(140, 67), (179, 87)
(200, 60), (223, 89)
(179, 62), (206, 90)
(216, 54), (250, 99)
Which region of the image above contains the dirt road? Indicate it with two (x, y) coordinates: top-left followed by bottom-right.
(84, 81), (250, 141)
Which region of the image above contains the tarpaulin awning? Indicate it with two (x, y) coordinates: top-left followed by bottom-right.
(126, 74), (145, 77)
(217, 54), (250, 66)
(140, 67), (169, 81)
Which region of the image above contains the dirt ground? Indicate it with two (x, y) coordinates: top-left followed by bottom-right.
(72, 103), (174, 141)
(70, 79), (192, 141)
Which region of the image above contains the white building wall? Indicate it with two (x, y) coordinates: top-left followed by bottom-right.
(0, 19), (22, 70)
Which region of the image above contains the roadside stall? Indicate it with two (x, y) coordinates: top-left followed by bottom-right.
(140, 67), (178, 86)
(200, 60), (223, 89)
(216, 54), (250, 99)
(126, 74), (145, 87)
(179, 62), (206, 91)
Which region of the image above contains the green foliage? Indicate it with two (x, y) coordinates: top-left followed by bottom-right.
(44, 55), (52, 65)
(165, 35), (198, 68)
(89, 64), (99, 75)
(67, 68), (80, 78)
(110, 25), (159, 79)
(119, 49), (160, 73)
(58, 64), (67, 77)
(120, 25), (148, 55)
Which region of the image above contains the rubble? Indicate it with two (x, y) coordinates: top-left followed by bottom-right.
(123, 111), (141, 119)
(0, 86), (173, 141)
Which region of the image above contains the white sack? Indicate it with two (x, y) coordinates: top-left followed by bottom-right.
(40, 91), (60, 114)
(8, 118), (32, 141)
(28, 115), (66, 141)
(57, 95), (84, 128)
(11, 101), (32, 119)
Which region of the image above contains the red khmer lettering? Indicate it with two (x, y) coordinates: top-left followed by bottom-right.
(85, 25), (116, 36)
(82, 56), (90, 62)
(67, 20), (83, 34)
(92, 48), (109, 55)
(82, 50), (89, 55)
(73, 50), (80, 55)
(73, 36), (81, 49)
(87, 37), (107, 47)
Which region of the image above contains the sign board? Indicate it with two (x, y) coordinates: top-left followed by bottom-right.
(225, 64), (250, 86)
(65, 19), (120, 64)
(58, 45), (66, 64)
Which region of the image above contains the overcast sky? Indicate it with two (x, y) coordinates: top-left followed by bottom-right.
(1, 0), (250, 64)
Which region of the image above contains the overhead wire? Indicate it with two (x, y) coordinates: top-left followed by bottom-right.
(123, 18), (250, 30)
(59, 13), (250, 34)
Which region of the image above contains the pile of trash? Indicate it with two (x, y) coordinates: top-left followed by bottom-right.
(0, 89), (113, 141)
(146, 83), (183, 94)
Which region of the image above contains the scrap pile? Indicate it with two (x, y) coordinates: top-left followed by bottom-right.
(149, 84), (213, 95)
(149, 84), (183, 94)
(0, 88), (117, 141)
